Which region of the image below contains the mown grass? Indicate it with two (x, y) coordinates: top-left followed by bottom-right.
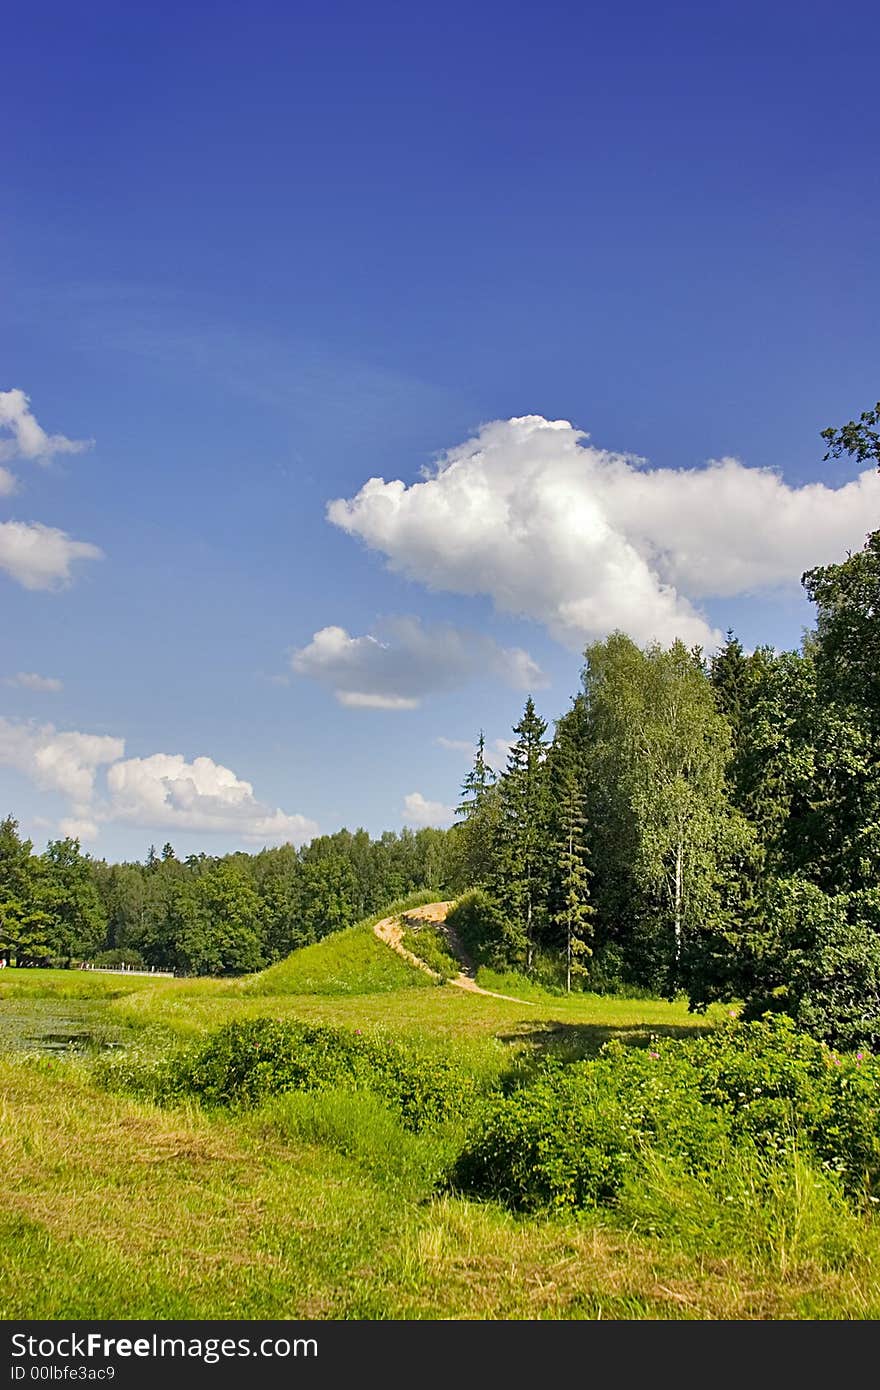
(0, 968), (159, 1001)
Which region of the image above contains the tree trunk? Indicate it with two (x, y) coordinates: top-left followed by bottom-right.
(673, 839), (683, 983)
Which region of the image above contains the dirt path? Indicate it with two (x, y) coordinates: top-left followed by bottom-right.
(373, 902), (536, 1005)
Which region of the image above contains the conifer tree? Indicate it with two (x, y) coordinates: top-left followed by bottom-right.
(552, 767), (593, 991)
(455, 731), (498, 886)
(494, 697), (549, 970)
(709, 631), (749, 733)
(457, 730), (495, 817)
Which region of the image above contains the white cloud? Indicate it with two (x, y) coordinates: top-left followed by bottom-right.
(402, 791), (455, 828)
(0, 717), (124, 802)
(0, 389), (92, 465)
(339, 691), (420, 710)
(291, 616), (545, 708)
(3, 672), (63, 692)
(0, 716), (317, 847)
(105, 753), (317, 844)
(0, 467), (18, 497)
(0, 520), (103, 590)
(58, 817), (99, 843)
(328, 415), (880, 651)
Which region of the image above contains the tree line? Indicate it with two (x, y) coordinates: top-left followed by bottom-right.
(0, 823), (462, 975)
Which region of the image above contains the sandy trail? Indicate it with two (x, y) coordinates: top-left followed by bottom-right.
(373, 902), (536, 1005)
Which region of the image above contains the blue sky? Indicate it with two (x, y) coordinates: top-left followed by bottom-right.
(2, 0), (878, 861)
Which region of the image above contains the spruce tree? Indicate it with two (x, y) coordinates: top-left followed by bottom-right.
(457, 731), (495, 817)
(494, 697), (549, 970)
(456, 731), (498, 886)
(709, 631), (749, 733)
(552, 767), (593, 992)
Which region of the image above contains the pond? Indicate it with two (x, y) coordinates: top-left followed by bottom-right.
(0, 999), (128, 1055)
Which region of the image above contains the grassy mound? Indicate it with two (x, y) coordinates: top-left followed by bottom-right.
(244, 895), (439, 996)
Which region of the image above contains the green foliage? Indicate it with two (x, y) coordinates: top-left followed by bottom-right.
(821, 400), (880, 471)
(399, 922), (459, 980)
(446, 889), (519, 969)
(82, 823), (464, 976)
(454, 1016), (880, 1213)
(733, 879), (880, 1051)
(549, 763), (593, 991)
(802, 531), (880, 891)
(490, 697), (550, 969)
(577, 634), (742, 993)
(166, 859), (268, 975)
(454, 1042), (726, 1212)
(455, 731), (498, 888)
(91, 948), (146, 969)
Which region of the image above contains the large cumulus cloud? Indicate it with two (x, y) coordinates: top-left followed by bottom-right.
(328, 415), (880, 650)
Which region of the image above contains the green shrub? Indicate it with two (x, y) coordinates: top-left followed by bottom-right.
(734, 879), (880, 1051)
(454, 1016), (880, 1212)
(102, 1017), (497, 1132)
(91, 949), (146, 970)
(446, 890), (515, 968)
(454, 1044), (727, 1211)
(686, 1015), (880, 1195)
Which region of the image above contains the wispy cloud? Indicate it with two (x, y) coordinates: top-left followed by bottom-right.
(3, 672), (63, 692)
(291, 616), (545, 709)
(0, 389), (92, 466)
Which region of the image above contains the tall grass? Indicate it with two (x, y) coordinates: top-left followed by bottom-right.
(620, 1144), (868, 1275)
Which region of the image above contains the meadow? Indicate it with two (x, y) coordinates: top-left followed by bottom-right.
(3, 912), (880, 1321)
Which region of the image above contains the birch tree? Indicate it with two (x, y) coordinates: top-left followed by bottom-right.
(581, 634), (736, 990)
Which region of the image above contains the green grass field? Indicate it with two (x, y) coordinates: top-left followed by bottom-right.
(3, 915), (879, 1320)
